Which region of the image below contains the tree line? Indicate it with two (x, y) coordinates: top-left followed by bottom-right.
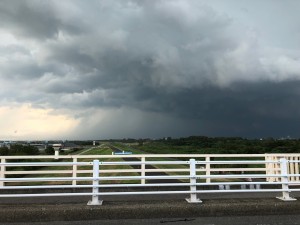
(132, 136), (300, 154)
(0, 144), (55, 156)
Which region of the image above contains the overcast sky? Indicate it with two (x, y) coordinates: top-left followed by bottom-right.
(0, 0), (300, 140)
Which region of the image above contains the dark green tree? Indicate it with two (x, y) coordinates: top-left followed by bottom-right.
(10, 144), (40, 155)
(0, 146), (9, 156)
(45, 146), (55, 155)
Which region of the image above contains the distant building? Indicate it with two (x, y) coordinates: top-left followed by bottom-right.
(52, 143), (63, 151)
(52, 142), (80, 152)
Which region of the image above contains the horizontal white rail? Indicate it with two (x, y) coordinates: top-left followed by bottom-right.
(100, 161), (190, 165)
(1, 173), (294, 182)
(0, 154), (267, 159)
(0, 189), (292, 198)
(98, 160), (285, 165)
(196, 160), (280, 164)
(0, 162), (92, 167)
(0, 181), (296, 190)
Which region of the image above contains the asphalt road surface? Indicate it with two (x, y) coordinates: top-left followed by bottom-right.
(2, 215), (300, 225)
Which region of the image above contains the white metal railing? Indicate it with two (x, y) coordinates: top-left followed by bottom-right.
(0, 156), (300, 204)
(0, 154), (269, 186)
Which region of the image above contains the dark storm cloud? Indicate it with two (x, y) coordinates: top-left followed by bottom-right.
(1, 0), (300, 138)
(0, 0), (82, 40)
(176, 81), (300, 137)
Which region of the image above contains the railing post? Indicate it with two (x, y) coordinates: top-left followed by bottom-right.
(205, 156), (211, 183)
(277, 158), (296, 201)
(295, 156), (300, 182)
(141, 157), (146, 184)
(54, 150), (59, 160)
(265, 154), (270, 182)
(72, 158), (77, 186)
(186, 159), (202, 203)
(87, 160), (103, 205)
(0, 158), (6, 186)
(290, 156), (295, 182)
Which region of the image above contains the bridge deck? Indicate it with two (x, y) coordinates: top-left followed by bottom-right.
(0, 192), (300, 222)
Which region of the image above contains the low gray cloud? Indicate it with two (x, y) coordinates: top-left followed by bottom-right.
(0, 0), (300, 139)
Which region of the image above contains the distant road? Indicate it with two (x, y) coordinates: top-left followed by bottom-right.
(77, 147), (95, 155)
(69, 145), (102, 155)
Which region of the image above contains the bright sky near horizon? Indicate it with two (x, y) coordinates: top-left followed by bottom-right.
(0, 0), (300, 140)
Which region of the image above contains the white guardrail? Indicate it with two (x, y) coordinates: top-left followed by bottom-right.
(0, 154), (300, 205)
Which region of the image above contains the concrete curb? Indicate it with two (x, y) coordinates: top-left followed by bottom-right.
(0, 198), (300, 222)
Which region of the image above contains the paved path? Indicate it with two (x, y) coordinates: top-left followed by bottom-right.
(77, 147), (95, 155)
(109, 145), (182, 183)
